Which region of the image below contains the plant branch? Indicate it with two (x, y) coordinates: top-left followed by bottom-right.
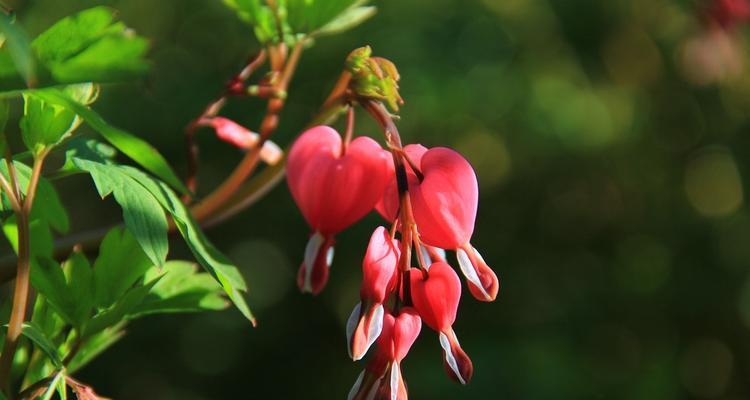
(190, 40), (305, 223)
(0, 152), (47, 392)
(184, 50), (268, 199)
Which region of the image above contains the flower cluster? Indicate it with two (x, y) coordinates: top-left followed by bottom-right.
(286, 124), (500, 398)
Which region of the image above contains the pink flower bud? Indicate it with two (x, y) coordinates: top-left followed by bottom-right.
(202, 117), (282, 164)
(361, 227), (400, 303)
(347, 227), (400, 360)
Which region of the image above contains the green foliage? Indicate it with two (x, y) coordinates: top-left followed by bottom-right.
(91, 227), (155, 308)
(224, 0), (374, 44)
(0, 6), (149, 91)
(14, 322), (62, 368)
(20, 83), (97, 155)
(32, 89), (189, 194)
(32, 6), (149, 83)
(133, 261), (227, 316)
(0, 10), (35, 86)
(74, 157), (169, 267)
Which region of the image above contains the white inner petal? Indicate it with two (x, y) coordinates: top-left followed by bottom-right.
(457, 248), (489, 299)
(435, 247), (447, 260)
(419, 244), (433, 266)
(390, 362), (401, 400)
(346, 302), (362, 359)
(357, 304), (384, 361)
(439, 331), (466, 385)
(347, 370), (365, 400)
(326, 246), (335, 267)
(302, 232), (325, 292)
(472, 246), (486, 264)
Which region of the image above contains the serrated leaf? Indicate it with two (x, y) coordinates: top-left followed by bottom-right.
(32, 89), (189, 194)
(84, 277), (161, 338)
(91, 227), (154, 309)
(119, 167), (255, 325)
(131, 261), (227, 317)
(72, 159), (167, 267)
(0, 10), (35, 86)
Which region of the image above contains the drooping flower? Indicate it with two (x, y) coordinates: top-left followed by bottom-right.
(348, 307), (422, 400)
(287, 126), (391, 294)
(409, 262), (473, 384)
(200, 117), (282, 164)
(377, 144), (499, 301)
(347, 227), (400, 360)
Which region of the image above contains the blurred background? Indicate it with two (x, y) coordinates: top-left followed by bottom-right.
(5, 0), (750, 398)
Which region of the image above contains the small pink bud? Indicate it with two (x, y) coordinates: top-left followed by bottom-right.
(347, 227), (400, 360)
(203, 117), (282, 164)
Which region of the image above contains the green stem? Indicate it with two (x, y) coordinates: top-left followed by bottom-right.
(0, 153), (47, 393)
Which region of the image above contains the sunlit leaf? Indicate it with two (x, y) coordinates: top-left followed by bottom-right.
(32, 89), (189, 194)
(120, 166), (255, 325)
(4, 322), (64, 368)
(32, 6), (148, 83)
(83, 277), (161, 338)
(314, 5), (375, 36)
(131, 261), (228, 317)
(91, 227), (155, 309)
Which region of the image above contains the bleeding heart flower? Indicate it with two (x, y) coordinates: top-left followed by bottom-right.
(287, 125), (391, 294)
(375, 144), (427, 222)
(412, 147), (498, 301)
(409, 262), (473, 385)
(348, 308), (421, 400)
(347, 227), (400, 360)
(200, 117), (282, 164)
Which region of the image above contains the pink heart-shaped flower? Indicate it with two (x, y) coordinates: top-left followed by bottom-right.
(409, 261), (461, 332)
(287, 125), (391, 235)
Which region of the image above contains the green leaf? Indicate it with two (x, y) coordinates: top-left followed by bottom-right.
(92, 227), (155, 308)
(31, 6), (148, 84)
(223, 0), (280, 44)
(30, 257), (77, 326)
(287, 0), (371, 35)
(131, 261), (228, 317)
(84, 277), (161, 338)
(120, 167), (255, 325)
(0, 10), (35, 86)
(12, 322), (63, 368)
(20, 83), (97, 154)
(62, 250), (94, 328)
(71, 158), (167, 266)
(32, 89), (189, 194)
(314, 5), (375, 36)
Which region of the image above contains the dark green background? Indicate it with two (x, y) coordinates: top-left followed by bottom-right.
(7, 0), (750, 398)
